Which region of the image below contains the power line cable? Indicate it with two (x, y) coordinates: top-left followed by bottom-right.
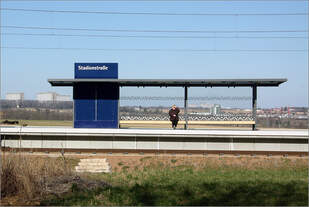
(2, 25), (307, 33)
(0, 0), (305, 1)
(2, 46), (307, 52)
(2, 32), (307, 39)
(1, 7), (307, 16)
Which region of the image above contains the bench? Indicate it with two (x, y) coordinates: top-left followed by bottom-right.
(119, 120), (255, 128)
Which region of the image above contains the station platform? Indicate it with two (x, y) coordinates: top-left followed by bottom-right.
(0, 126), (308, 139)
(1, 126), (308, 154)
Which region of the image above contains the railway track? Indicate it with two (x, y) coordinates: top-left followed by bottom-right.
(2, 147), (307, 157)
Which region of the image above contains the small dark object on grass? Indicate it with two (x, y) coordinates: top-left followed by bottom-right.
(171, 159), (177, 163)
(2, 120), (19, 125)
(44, 175), (111, 195)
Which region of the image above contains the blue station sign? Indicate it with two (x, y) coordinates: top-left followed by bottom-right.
(75, 63), (118, 79)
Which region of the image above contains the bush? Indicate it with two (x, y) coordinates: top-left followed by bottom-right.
(1, 152), (74, 200)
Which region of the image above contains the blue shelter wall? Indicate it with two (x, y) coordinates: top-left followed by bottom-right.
(73, 63), (119, 128)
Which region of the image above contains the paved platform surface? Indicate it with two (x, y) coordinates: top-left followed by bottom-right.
(0, 126), (308, 139)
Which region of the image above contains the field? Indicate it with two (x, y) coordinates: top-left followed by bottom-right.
(1, 119), (73, 127)
(1, 153), (308, 206)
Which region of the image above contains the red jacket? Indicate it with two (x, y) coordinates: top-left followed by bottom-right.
(169, 107), (180, 121)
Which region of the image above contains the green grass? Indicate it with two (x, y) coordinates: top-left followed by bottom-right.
(1, 119), (72, 126)
(41, 163), (308, 206)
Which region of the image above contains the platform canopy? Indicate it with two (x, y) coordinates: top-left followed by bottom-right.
(48, 77), (287, 131)
(48, 78), (287, 87)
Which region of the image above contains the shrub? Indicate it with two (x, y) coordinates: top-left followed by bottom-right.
(1, 152), (74, 200)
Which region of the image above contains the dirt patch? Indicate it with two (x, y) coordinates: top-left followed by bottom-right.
(70, 154), (308, 173)
(44, 175), (110, 195)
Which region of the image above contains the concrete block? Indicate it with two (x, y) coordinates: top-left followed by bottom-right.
(280, 143), (308, 152)
(80, 158), (107, 163)
(206, 138), (230, 151)
(3, 140), (19, 148)
(42, 140), (67, 149)
(113, 137), (135, 149)
(66, 140), (91, 149)
(87, 137), (113, 149)
(182, 138), (205, 150)
(233, 138), (255, 151)
(75, 158), (111, 173)
(159, 138), (183, 150)
(136, 137), (157, 150)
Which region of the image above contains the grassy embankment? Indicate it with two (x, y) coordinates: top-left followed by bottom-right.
(42, 156), (308, 206)
(1, 153), (308, 206)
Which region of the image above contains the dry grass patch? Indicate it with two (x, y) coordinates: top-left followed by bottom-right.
(104, 155), (308, 173)
(1, 152), (77, 204)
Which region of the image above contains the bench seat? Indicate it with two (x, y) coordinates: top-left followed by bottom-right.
(120, 120), (255, 125)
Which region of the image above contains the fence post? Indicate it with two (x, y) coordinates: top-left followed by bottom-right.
(252, 86), (257, 131)
(184, 86), (188, 130)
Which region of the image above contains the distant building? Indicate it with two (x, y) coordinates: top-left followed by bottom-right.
(6, 92), (24, 101)
(210, 104), (221, 115)
(55, 94), (71, 102)
(37, 92), (56, 101)
(37, 92), (71, 102)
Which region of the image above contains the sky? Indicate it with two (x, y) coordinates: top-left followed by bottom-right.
(0, 0), (308, 108)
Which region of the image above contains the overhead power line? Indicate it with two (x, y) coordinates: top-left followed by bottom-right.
(2, 32), (308, 39)
(0, 0), (306, 1)
(2, 25), (307, 33)
(2, 47), (307, 52)
(1, 8), (307, 16)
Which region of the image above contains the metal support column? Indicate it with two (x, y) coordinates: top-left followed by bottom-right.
(95, 84), (98, 121)
(252, 86), (257, 131)
(184, 86), (188, 130)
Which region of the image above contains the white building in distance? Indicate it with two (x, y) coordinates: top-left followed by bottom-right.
(6, 92), (24, 101)
(37, 92), (71, 102)
(37, 92), (55, 101)
(210, 104), (221, 115)
(55, 94), (71, 102)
